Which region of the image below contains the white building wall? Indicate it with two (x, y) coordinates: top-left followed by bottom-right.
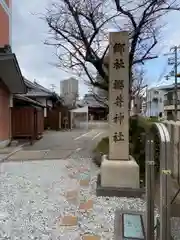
(35, 97), (52, 117)
(145, 88), (166, 117)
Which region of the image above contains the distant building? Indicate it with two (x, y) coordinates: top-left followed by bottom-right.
(163, 83), (180, 120)
(145, 88), (166, 117)
(82, 93), (108, 120)
(23, 78), (60, 117)
(144, 83), (180, 120)
(60, 78), (79, 106)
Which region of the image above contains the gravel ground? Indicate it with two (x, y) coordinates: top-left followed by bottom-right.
(0, 154), (180, 239)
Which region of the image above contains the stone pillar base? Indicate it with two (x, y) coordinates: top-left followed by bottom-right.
(101, 155), (139, 188)
(96, 155), (144, 198)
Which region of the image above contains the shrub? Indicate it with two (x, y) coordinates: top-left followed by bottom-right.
(93, 137), (109, 167)
(93, 116), (160, 182)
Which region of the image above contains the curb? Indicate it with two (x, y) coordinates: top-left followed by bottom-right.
(0, 142), (29, 163)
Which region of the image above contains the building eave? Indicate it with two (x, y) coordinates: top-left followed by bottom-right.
(0, 53), (27, 94)
(14, 94), (45, 108)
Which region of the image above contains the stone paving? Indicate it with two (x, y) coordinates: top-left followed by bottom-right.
(1, 145), (180, 239)
(0, 154), (152, 240)
(0, 146), (24, 163)
(7, 150), (74, 161)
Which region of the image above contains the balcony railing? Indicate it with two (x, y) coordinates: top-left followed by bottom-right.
(164, 99), (180, 106)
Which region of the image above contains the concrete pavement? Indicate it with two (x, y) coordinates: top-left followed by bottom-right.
(1, 127), (180, 238)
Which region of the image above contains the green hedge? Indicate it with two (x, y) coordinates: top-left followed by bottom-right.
(94, 116), (160, 181)
(129, 116), (160, 179)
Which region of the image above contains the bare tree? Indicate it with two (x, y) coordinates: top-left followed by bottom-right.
(132, 67), (147, 98)
(44, 0), (180, 98)
(91, 87), (108, 107)
(89, 65), (146, 108)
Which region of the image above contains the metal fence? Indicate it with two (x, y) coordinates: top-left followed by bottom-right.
(146, 122), (171, 240)
(163, 120), (180, 184)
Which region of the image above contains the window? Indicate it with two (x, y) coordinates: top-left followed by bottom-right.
(167, 92), (173, 101)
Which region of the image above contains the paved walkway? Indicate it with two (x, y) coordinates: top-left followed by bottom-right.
(5, 129), (107, 161)
(0, 154), (147, 239)
(0, 129), (180, 239)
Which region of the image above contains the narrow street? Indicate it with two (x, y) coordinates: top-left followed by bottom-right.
(0, 128), (179, 239)
(6, 128), (107, 161)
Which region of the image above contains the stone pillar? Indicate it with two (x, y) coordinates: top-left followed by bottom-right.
(100, 31), (139, 190)
(108, 31), (129, 160)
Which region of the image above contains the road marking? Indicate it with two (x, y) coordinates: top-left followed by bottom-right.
(92, 132), (103, 140)
(74, 130), (93, 140)
(75, 148), (82, 152)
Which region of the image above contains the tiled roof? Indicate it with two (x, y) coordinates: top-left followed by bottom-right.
(83, 94), (107, 107)
(23, 78), (59, 99)
(24, 78), (51, 93)
(14, 94), (45, 107)
(24, 92), (51, 97)
(156, 83), (180, 90)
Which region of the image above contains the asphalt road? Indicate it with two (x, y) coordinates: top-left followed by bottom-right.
(13, 128), (108, 160)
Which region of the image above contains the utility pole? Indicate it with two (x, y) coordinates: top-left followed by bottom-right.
(145, 85), (148, 117)
(50, 84), (56, 92)
(149, 90), (152, 117)
(164, 45), (180, 121)
(172, 46), (178, 120)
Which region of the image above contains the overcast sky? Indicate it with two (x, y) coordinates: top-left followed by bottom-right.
(12, 0), (89, 97)
(12, 1), (180, 95)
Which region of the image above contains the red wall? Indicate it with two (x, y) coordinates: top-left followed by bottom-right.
(0, 2), (10, 46)
(0, 2), (11, 143)
(0, 81), (10, 141)
(5, 0), (10, 7)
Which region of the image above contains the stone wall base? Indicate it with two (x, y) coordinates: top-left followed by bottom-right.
(0, 139), (10, 149)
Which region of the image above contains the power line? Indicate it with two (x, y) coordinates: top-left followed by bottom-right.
(157, 62), (169, 83)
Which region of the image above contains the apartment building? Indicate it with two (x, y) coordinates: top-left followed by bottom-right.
(144, 83), (180, 120)
(163, 83), (180, 120)
(145, 88), (166, 117)
(60, 78), (79, 106)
